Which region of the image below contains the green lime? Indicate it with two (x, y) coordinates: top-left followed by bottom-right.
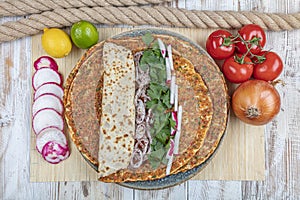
(70, 21), (99, 49)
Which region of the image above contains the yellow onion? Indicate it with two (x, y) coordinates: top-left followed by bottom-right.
(232, 79), (281, 125)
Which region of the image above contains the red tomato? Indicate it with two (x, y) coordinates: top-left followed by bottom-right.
(253, 51), (283, 81)
(206, 30), (235, 60)
(222, 55), (254, 83)
(236, 24), (266, 55)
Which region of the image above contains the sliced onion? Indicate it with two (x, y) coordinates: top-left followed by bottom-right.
(136, 99), (146, 124)
(135, 123), (146, 139)
(130, 149), (143, 168)
(135, 137), (149, 154)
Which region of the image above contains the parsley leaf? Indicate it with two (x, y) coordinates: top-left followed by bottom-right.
(140, 33), (176, 169)
(142, 32), (154, 47)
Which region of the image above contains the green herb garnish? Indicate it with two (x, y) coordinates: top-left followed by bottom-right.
(140, 34), (175, 169)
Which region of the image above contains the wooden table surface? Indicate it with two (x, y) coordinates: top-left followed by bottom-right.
(1, 0), (300, 199)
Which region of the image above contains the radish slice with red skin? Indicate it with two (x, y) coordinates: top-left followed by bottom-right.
(167, 45), (174, 70)
(34, 56), (58, 71)
(157, 38), (166, 58)
(42, 141), (70, 164)
(32, 94), (63, 116)
(36, 127), (67, 153)
(34, 82), (64, 100)
(32, 67), (62, 90)
(173, 106), (183, 154)
(166, 154), (173, 175)
(32, 108), (64, 134)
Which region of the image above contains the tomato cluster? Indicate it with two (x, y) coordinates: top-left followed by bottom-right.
(206, 24), (283, 83)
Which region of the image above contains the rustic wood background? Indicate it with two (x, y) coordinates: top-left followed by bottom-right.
(1, 0), (300, 199)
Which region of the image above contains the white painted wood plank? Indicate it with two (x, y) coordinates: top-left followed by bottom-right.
(188, 181), (242, 200)
(1, 0), (300, 199)
(134, 182), (187, 200)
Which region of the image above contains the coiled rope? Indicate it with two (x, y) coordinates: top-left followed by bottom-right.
(0, 4), (299, 43)
(0, 0), (172, 16)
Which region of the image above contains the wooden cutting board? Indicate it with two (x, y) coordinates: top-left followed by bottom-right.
(30, 27), (265, 182)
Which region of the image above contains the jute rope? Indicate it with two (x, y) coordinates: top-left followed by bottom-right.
(0, 0), (172, 17)
(0, 5), (299, 43)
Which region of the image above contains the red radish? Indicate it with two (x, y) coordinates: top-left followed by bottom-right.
(34, 56), (58, 71)
(166, 139), (175, 158)
(157, 38), (166, 58)
(167, 45), (174, 70)
(32, 67), (62, 90)
(34, 82), (64, 100)
(42, 141), (70, 164)
(32, 108), (64, 135)
(36, 127), (67, 153)
(173, 105), (183, 154)
(32, 94), (63, 116)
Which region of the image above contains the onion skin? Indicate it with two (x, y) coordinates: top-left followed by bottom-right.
(232, 79), (281, 126)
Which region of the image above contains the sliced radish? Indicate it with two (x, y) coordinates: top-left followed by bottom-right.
(165, 154), (173, 175)
(42, 141), (70, 164)
(166, 139), (175, 159)
(170, 75), (176, 104)
(167, 45), (174, 70)
(32, 67), (62, 90)
(173, 106), (183, 154)
(34, 56), (59, 71)
(174, 85), (178, 112)
(157, 38), (166, 58)
(34, 82), (64, 100)
(36, 127), (67, 153)
(32, 108), (64, 135)
(165, 58), (171, 84)
(32, 94), (63, 116)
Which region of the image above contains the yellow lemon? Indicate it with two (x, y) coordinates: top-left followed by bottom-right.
(71, 21), (99, 49)
(41, 28), (72, 58)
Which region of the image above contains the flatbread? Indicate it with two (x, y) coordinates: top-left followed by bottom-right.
(98, 38), (213, 182)
(64, 42), (104, 167)
(98, 42), (135, 177)
(107, 32), (228, 175)
(64, 29), (228, 183)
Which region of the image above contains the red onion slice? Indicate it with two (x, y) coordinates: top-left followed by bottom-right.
(130, 149), (143, 168)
